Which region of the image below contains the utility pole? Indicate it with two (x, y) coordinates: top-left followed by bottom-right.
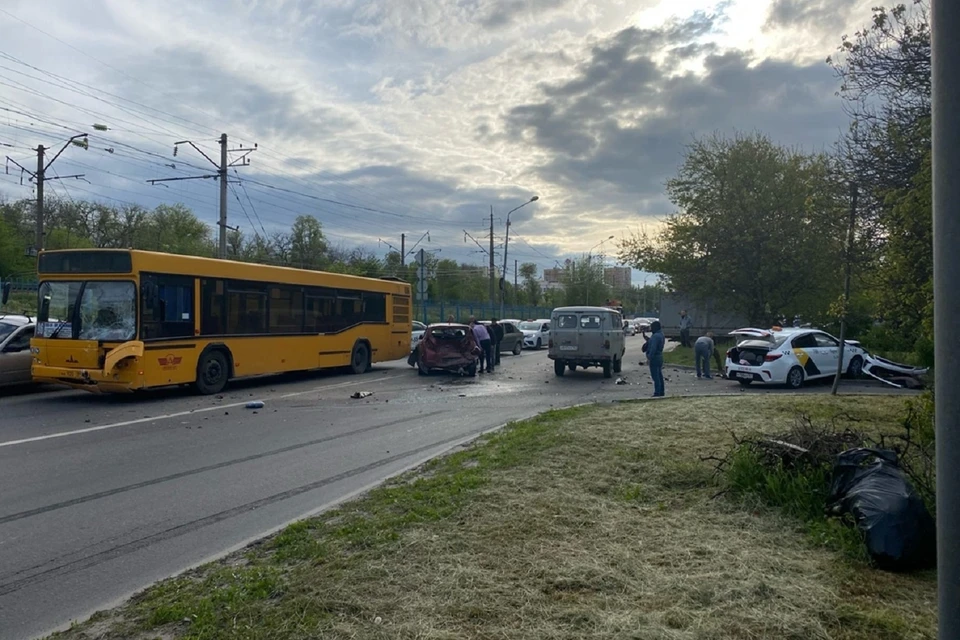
(831, 183), (858, 395)
(489, 207), (495, 307)
(400, 233), (406, 267)
(149, 134), (256, 259)
(514, 259), (518, 305)
(218, 133), (228, 259)
(932, 2), (960, 636)
(5, 133), (87, 252)
(35, 145), (43, 250)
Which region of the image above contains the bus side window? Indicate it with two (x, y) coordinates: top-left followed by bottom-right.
(141, 274), (195, 339)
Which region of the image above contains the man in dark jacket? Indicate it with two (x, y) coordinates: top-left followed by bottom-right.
(647, 320), (666, 397)
(490, 318), (504, 366)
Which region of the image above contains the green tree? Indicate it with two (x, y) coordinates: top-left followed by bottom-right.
(561, 256), (609, 306)
(289, 215), (328, 270)
(519, 262), (541, 306)
(147, 204), (215, 255)
(619, 132), (848, 325)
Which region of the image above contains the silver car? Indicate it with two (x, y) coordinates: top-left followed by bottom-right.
(0, 315), (36, 388)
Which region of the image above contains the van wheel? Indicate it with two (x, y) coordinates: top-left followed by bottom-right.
(602, 361), (612, 379)
(786, 366), (804, 390)
(350, 342), (370, 374)
(513, 342), (522, 356)
(195, 350), (229, 395)
(613, 357), (622, 373)
(554, 359), (565, 377)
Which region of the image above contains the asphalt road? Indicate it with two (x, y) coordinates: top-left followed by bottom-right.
(0, 343), (914, 639)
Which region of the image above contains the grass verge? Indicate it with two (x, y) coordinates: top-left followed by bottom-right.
(52, 396), (936, 640)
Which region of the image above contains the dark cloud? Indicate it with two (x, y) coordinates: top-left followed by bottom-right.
(502, 15), (848, 210)
(480, 0), (573, 29)
(765, 0), (859, 30)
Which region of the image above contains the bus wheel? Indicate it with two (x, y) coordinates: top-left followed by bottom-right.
(196, 350), (229, 395)
(350, 342), (370, 374)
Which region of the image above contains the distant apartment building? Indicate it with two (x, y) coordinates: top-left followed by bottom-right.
(604, 267), (632, 288)
(542, 267), (563, 284)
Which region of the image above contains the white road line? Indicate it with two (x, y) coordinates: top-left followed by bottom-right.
(0, 373), (405, 449)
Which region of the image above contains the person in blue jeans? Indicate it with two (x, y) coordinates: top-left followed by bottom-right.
(694, 332), (715, 379)
(646, 320), (666, 397)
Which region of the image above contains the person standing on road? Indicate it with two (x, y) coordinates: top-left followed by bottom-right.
(469, 317), (493, 373)
(678, 310), (693, 348)
(490, 318), (504, 367)
(648, 320), (665, 397)
(694, 331), (715, 379)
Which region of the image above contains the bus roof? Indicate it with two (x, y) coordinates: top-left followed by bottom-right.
(37, 249), (410, 294)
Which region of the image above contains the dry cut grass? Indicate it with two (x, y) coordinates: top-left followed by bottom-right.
(52, 395), (936, 640)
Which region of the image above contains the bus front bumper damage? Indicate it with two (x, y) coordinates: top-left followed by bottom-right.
(32, 340), (146, 393)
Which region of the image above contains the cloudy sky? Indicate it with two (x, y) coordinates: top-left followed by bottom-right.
(0, 0), (872, 279)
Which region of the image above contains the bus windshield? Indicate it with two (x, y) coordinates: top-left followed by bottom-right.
(38, 281), (136, 341)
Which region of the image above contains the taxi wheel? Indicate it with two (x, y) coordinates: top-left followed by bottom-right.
(847, 356), (864, 379)
(536, 338), (542, 349)
(786, 366), (804, 390)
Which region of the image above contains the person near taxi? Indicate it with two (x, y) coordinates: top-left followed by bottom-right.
(695, 332), (715, 379)
(647, 320), (665, 397)
(490, 318), (504, 366)
(469, 317), (493, 373)
(678, 310), (693, 348)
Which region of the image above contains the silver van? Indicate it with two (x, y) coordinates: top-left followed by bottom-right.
(548, 306), (626, 378)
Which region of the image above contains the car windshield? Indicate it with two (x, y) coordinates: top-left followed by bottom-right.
(38, 281), (136, 341)
(519, 322), (541, 331)
(0, 321), (18, 342)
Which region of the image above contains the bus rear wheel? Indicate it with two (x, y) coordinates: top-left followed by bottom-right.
(195, 349), (229, 395)
(350, 342), (371, 374)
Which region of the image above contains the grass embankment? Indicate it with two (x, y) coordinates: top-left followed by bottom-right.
(53, 396), (936, 640)
(1, 291), (37, 315)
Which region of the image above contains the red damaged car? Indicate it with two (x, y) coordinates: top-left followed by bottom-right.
(407, 323), (479, 377)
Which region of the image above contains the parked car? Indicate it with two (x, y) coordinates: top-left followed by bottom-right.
(480, 320), (524, 355)
(725, 327), (867, 389)
(411, 320), (427, 352)
(407, 323), (479, 376)
(0, 314), (36, 388)
(548, 306), (626, 379)
(623, 320), (637, 336)
(519, 319), (551, 349)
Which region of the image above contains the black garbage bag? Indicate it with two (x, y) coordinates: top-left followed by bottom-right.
(827, 448), (935, 570)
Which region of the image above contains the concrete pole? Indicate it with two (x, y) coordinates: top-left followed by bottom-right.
(400, 233), (405, 267)
(489, 207), (495, 307)
(34, 145), (44, 250)
(218, 133), (228, 259)
(932, 2), (960, 637)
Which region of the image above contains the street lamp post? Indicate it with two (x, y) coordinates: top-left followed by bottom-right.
(500, 195), (539, 318)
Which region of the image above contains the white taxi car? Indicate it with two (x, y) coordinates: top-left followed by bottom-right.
(519, 319), (551, 349)
(725, 327), (867, 389)
(411, 320), (427, 352)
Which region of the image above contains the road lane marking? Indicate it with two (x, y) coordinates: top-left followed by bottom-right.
(0, 373), (406, 449)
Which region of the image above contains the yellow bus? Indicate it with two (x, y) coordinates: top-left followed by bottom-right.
(30, 249), (412, 394)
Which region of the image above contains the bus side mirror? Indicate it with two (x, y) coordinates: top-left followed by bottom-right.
(1, 282), (10, 305)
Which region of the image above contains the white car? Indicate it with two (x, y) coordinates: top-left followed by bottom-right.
(725, 327), (867, 389)
(519, 319), (551, 349)
(411, 321), (427, 352)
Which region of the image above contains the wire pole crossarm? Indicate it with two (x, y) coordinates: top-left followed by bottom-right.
(43, 133), (87, 173)
(173, 140), (219, 168)
(146, 175), (217, 185)
(463, 230), (489, 255)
